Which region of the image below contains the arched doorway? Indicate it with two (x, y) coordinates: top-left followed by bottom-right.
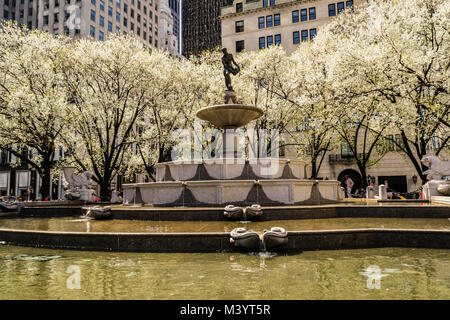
(337, 169), (362, 195)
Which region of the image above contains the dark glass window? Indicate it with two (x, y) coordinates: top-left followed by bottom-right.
(267, 35), (273, 47)
(301, 29), (308, 42)
(337, 2), (345, 13)
(259, 36), (265, 49)
(258, 16), (265, 28)
(309, 7), (316, 20)
(328, 3), (336, 16)
(275, 34), (281, 45)
(90, 9), (95, 21)
(235, 20), (244, 33)
(292, 10), (299, 23)
(236, 40), (245, 52)
(263, 0), (268, 7)
(99, 15), (104, 26)
(346, 0), (353, 9)
(99, 31), (104, 41)
(236, 2), (243, 13)
(300, 9), (307, 21)
(293, 31), (300, 44)
(108, 21), (112, 31)
(270, 0), (275, 5)
(90, 25), (95, 37)
(274, 13), (280, 26)
(108, 6), (112, 16)
(310, 28), (316, 40)
(266, 15), (272, 27)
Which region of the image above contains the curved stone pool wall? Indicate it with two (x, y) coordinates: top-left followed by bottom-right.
(0, 228), (449, 253)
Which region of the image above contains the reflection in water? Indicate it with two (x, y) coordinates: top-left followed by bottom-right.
(0, 217), (449, 233)
(0, 245), (448, 300)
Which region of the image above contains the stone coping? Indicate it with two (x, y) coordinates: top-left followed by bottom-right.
(111, 204), (450, 221)
(12, 204), (450, 220)
(0, 227), (448, 252)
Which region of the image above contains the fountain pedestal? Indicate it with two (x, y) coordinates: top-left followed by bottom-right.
(122, 91), (342, 206)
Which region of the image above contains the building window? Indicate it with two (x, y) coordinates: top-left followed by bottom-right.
(337, 2), (345, 14)
(108, 6), (112, 16)
(99, 15), (104, 26)
(346, 0), (353, 9)
(235, 20), (244, 33)
(124, 17), (127, 26)
(300, 9), (307, 21)
(275, 34), (281, 45)
(301, 29), (308, 42)
(266, 15), (272, 28)
(274, 13), (280, 26)
(329, 4), (336, 16)
(100, 1), (105, 11)
(259, 37), (265, 49)
(91, 0), (95, 4)
(395, 134), (404, 151)
(90, 26), (95, 37)
(292, 10), (299, 23)
(116, 0), (120, 8)
(310, 28), (316, 40)
(116, 26), (120, 32)
(236, 40), (244, 53)
(386, 135), (395, 151)
(309, 7), (316, 20)
(108, 21), (112, 31)
(258, 16), (265, 29)
(90, 10), (96, 22)
(99, 31), (104, 41)
(116, 12), (120, 22)
(293, 31), (300, 44)
(43, 15), (49, 25)
(341, 142), (354, 157)
(124, 4), (128, 13)
(236, 2), (243, 13)
(267, 35), (273, 47)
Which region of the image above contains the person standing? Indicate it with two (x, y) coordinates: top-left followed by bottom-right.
(345, 175), (354, 198)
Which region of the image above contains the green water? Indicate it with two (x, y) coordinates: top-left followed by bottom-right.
(0, 217), (449, 233)
(0, 245), (448, 299)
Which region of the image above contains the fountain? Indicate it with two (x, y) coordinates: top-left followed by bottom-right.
(122, 50), (341, 207)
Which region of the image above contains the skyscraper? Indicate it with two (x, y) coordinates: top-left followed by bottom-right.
(168, 0), (181, 54)
(182, 0), (231, 57)
(1, 0), (176, 53)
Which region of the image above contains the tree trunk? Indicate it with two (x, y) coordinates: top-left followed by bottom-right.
(99, 179), (111, 202)
(39, 165), (52, 201)
(310, 155), (318, 179)
(357, 162), (368, 189)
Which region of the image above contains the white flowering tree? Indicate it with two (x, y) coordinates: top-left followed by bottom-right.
(59, 36), (163, 201)
(127, 55), (209, 180)
(0, 22), (70, 200)
(325, 0), (449, 184)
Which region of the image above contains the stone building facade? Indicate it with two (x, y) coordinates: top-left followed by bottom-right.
(221, 0), (359, 54)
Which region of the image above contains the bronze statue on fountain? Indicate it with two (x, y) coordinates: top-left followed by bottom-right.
(222, 48), (240, 104)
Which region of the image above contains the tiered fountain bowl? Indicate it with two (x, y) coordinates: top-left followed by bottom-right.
(122, 95), (342, 207)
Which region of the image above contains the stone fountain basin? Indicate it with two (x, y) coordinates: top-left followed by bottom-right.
(196, 104), (264, 128)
